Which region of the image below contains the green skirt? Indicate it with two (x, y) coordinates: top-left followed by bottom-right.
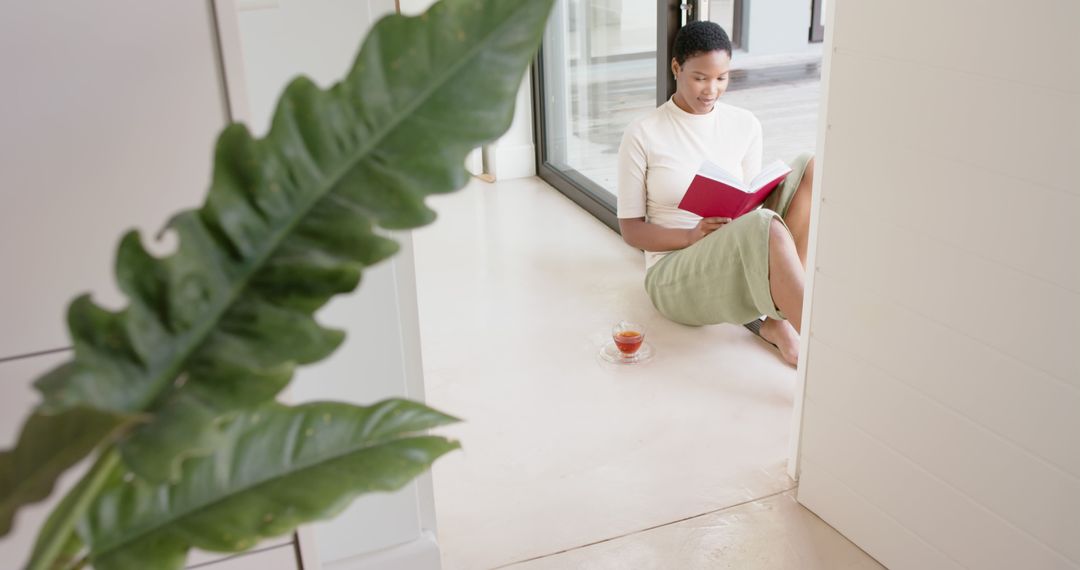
(644, 153), (813, 326)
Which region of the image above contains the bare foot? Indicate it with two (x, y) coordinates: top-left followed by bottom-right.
(758, 317), (800, 366)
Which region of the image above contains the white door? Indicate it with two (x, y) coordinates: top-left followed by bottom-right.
(794, 1), (1080, 568)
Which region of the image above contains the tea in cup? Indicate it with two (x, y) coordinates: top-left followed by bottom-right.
(612, 321), (645, 356)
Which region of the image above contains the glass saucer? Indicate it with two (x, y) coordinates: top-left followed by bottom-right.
(599, 341), (654, 364)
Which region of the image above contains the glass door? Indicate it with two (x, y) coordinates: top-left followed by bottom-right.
(533, 0), (659, 230)
(705, 0), (743, 46)
(534, 1), (745, 229)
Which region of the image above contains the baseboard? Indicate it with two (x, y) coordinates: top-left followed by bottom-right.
(484, 142), (536, 180)
(465, 147), (483, 176)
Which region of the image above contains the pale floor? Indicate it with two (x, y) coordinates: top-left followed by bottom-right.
(412, 177), (883, 569)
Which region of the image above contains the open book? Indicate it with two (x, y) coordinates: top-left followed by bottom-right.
(677, 159), (792, 219)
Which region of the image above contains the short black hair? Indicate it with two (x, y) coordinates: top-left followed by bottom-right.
(672, 21), (732, 65)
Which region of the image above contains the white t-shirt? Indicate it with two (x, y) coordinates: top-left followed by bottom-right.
(617, 98), (763, 269)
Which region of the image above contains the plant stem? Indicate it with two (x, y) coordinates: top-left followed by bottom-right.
(26, 448), (120, 570)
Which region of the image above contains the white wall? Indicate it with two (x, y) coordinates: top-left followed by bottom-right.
(483, 72), (537, 181)
(0, 2), (290, 568)
(0, 1), (228, 358)
(398, 0), (438, 15)
(742, 0), (812, 55)
(796, 0), (1080, 569)
(236, 0), (395, 136)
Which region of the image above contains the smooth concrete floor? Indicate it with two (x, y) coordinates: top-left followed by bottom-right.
(506, 490), (882, 570)
(412, 177), (881, 569)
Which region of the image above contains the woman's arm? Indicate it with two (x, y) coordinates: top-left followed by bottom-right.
(616, 121), (730, 252)
(619, 216), (731, 252)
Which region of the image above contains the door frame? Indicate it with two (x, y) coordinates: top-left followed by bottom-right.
(209, 0), (251, 124)
(787, 0), (835, 480)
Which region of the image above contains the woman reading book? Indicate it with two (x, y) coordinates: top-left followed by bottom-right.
(617, 21), (815, 366)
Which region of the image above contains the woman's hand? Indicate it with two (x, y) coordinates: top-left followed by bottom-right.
(685, 217), (731, 247)
(618, 216), (731, 252)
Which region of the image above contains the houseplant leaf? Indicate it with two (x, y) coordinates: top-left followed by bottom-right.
(0, 407), (128, 537)
(78, 400), (459, 570)
(0, 0), (553, 497)
(35, 0), (555, 415)
(24, 450), (122, 570)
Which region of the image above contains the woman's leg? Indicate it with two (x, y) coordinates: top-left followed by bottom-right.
(759, 217), (804, 365)
(783, 157), (814, 268)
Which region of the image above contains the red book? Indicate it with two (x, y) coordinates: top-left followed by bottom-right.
(678, 159), (792, 219)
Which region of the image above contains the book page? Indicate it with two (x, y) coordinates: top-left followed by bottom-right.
(697, 160), (747, 192)
(749, 160), (792, 191)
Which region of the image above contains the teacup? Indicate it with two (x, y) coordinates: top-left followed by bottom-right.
(612, 321), (645, 356)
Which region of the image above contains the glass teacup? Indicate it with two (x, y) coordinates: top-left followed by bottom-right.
(612, 321), (645, 356)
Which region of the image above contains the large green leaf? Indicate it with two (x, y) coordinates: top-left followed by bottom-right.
(36, 0), (554, 415)
(78, 400), (460, 570)
(0, 0), (552, 493)
(25, 451), (122, 570)
(0, 407), (128, 537)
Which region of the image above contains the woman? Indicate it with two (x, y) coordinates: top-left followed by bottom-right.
(617, 21), (814, 366)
